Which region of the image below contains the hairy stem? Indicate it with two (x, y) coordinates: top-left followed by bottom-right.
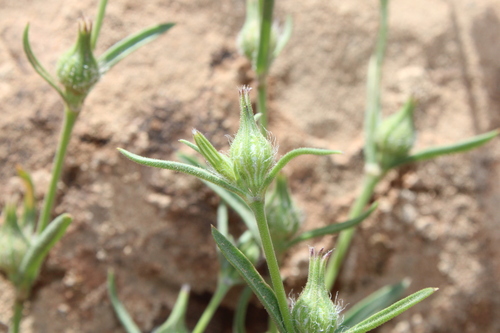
(249, 200), (294, 333)
(325, 174), (380, 290)
(192, 282), (231, 333)
(37, 106), (78, 234)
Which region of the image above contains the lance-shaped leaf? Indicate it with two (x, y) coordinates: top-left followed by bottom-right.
(23, 24), (65, 100)
(388, 129), (499, 169)
(211, 226), (286, 333)
(343, 287), (437, 333)
(179, 139), (202, 154)
(118, 148), (248, 198)
(17, 214), (72, 293)
(98, 23), (175, 73)
(91, 0), (108, 50)
(107, 270), (141, 333)
(16, 166), (36, 231)
(263, 148), (342, 189)
(2, 204), (27, 241)
(338, 279), (409, 331)
(273, 15), (293, 58)
(153, 284), (190, 333)
(287, 202), (378, 248)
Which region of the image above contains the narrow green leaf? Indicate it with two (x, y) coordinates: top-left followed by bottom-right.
(16, 166), (36, 230)
(339, 279), (409, 331)
(153, 284), (190, 333)
(287, 202), (378, 248)
(344, 287), (437, 333)
(118, 148), (247, 198)
(107, 270), (142, 333)
(233, 286), (252, 333)
(211, 226), (286, 333)
(98, 23), (175, 73)
(265, 148), (342, 189)
(388, 129), (499, 169)
(273, 15), (292, 58)
(23, 24), (65, 100)
(2, 204), (26, 240)
(91, 0), (108, 50)
(179, 139), (201, 154)
(17, 214), (72, 291)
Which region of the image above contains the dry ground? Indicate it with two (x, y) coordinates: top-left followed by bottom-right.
(1, 0), (500, 332)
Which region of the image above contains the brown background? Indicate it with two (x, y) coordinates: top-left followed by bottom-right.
(1, 0), (500, 332)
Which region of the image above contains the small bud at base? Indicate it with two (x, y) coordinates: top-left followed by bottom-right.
(292, 248), (342, 333)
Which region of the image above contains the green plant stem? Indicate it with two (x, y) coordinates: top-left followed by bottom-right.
(257, 77), (268, 131)
(255, 0), (274, 131)
(37, 106), (79, 234)
(256, 0), (274, 78)
(325, 174), (381, 290)
(9, 299), (23, 333)
(192, 282), (231, 333)
(249, 200), (294, 333)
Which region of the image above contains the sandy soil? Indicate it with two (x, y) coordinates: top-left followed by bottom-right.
(1, 0), (500, 332)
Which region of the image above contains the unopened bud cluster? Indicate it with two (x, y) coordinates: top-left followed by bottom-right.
(292, 248), (342, 333)
(375, 98), (416, 170)
(236, 0), (282, 68)
(56, 19), (100, 109)
(193, 86), (276, 201)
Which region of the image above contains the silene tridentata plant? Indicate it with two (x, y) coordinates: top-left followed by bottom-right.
(119, 85), (439, 333)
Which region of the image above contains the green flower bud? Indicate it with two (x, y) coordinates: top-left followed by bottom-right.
(193, 129), (236, 182)
(375, 98), (416, 170)
(0, 204), (30, 279)
(236, 0), (279, 68)
(56, 19), (100, 109)
(229, 86), (276, 200)
(292, 248), (342, 333)
(266, 174), (302, 254)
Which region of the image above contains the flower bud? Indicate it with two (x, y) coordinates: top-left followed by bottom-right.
(375, 98), (416, 169)
(56, 19), (100, 107)
(229, 86), (276, 199)
(193, 129), (236, 182)
(292, 248), (341, 333)
(266, 174), (302, 253)
(236, 0), (279, 68)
